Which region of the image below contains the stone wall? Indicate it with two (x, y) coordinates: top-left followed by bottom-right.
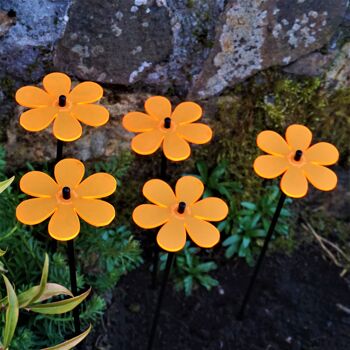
(0, 0), (349, 167)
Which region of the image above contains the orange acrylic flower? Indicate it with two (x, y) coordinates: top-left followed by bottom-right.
(15, 72), (109, 142)
(133, 176), (228, 252)
(16, 158), (116, 241)
(253, 124), (339, 198)
(122, 96), (212, 161)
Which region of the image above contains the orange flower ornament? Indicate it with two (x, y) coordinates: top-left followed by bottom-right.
(122, 96), (212, 161)
(15, 72), (109, 142)
(254, 124), (339, 198)
(133, 176), (228, 252)
(16, 158), (116, 241)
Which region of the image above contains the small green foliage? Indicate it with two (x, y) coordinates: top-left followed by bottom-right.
(91, 151), (134, 187)
(78, 225), (143, 293)
(195, 160), (242, 198)
(161, 244), (218, 296)
(221, 186), (292, 266)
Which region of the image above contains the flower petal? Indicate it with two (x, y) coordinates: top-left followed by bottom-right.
(171, 102), (202, 125)
(176, 123), (212, 144)
(156, 217), (186, 252)
(163, 132), (191, 161)
(69, 82), (103, 104)
(191, 198), (228, 221)
(143, 179), (176, 207)
(122, 112), (158, 132)
(133, 204), (171, 228)
(75, 198), (115, 226)
(16, 198), (57, 225)
(53, 111), (82, 142)
(305, 142), (339, 166)
(175, 176), (204, 205)
(253, 155), (289, 179)
(285, 124), (312, 151)
(131, 129), (164, 155)
(280, 166), (308, 198)
(145, 96), (172, 120)
(71, 104), (109, 126)
(48, 204), (80, 241)
(54, 159), (85, 189)
(43, 72), (71, 97)
(185, 216), (220, 248)
(256, 130), (290, 156)
(20, 171), (58, 197)
(76, 174), (116, 198)
(303, 163), (337, 192)
(16, 86), (54, 108)
(20, 106), (58, 132)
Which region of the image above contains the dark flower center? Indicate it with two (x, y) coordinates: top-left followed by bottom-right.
(62, 186), (71, 200)
(58, 95), (67, 107)
(177, 201), (186, 214)
(164, 117), (171, 129)
(294, 150), (303, 161)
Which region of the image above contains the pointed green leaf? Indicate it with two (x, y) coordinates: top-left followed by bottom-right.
(0, 248), (6, 257)
(241, 201), (256, 210)
(2, 275), (19, 348)
(26, 254), (49, 306)
(18, 283), (73, 308)
(27, 288), (91, 315)
(0, 176), (14, 194)
(41, 324), (92, 350)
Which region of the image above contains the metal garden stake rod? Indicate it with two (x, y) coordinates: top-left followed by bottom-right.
(147, 252), (175, 350)
(50, 140), (64, 253)
(237, 191), (287, 320)
(152, 117), (171, 289)
(67, 238), (81, 334)
(56, 95), (81, 334)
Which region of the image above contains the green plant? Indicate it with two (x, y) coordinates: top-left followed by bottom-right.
(91, 151), (134, 187)
(161, 244), (218, 296)
(78, 225), (143, 293)
(0, 253), (91, 350)
(195, 160), (241, 199)
(221, 186), (292, 265)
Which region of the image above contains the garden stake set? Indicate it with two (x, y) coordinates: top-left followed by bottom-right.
(9, 71), (340, 348)
(123, 97), (212, 288)
(14, 72), (116, 340)
(237, 124), (339, 319)
(132, 176), (229, 350)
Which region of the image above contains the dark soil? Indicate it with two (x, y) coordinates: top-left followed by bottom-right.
(89, 244), (350, 350)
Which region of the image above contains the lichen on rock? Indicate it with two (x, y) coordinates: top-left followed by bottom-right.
(192, 0), (347, 98)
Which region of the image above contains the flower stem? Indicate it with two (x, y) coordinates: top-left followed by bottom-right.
(67, 239), (81, 335)
(237, 191), (287, 320)
(148, 252), (174, 350)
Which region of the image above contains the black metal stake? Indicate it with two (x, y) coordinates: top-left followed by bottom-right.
(151, 153), (168, 289)
(237, 191), (287, 320)
(50, 140), (64, 253)
(67, 239), (81, 334)
(56, 139), (64, 162)
(147, 252), (174, 350)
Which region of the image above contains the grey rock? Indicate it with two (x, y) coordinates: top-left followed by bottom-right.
(0, 0), (71, 81)
(283, 52), (335, 76)
(54, 0), (173, 85)
(325, 42), (350, 89)
(191, 0), (348, 98)
(144, 0), (225, 93)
